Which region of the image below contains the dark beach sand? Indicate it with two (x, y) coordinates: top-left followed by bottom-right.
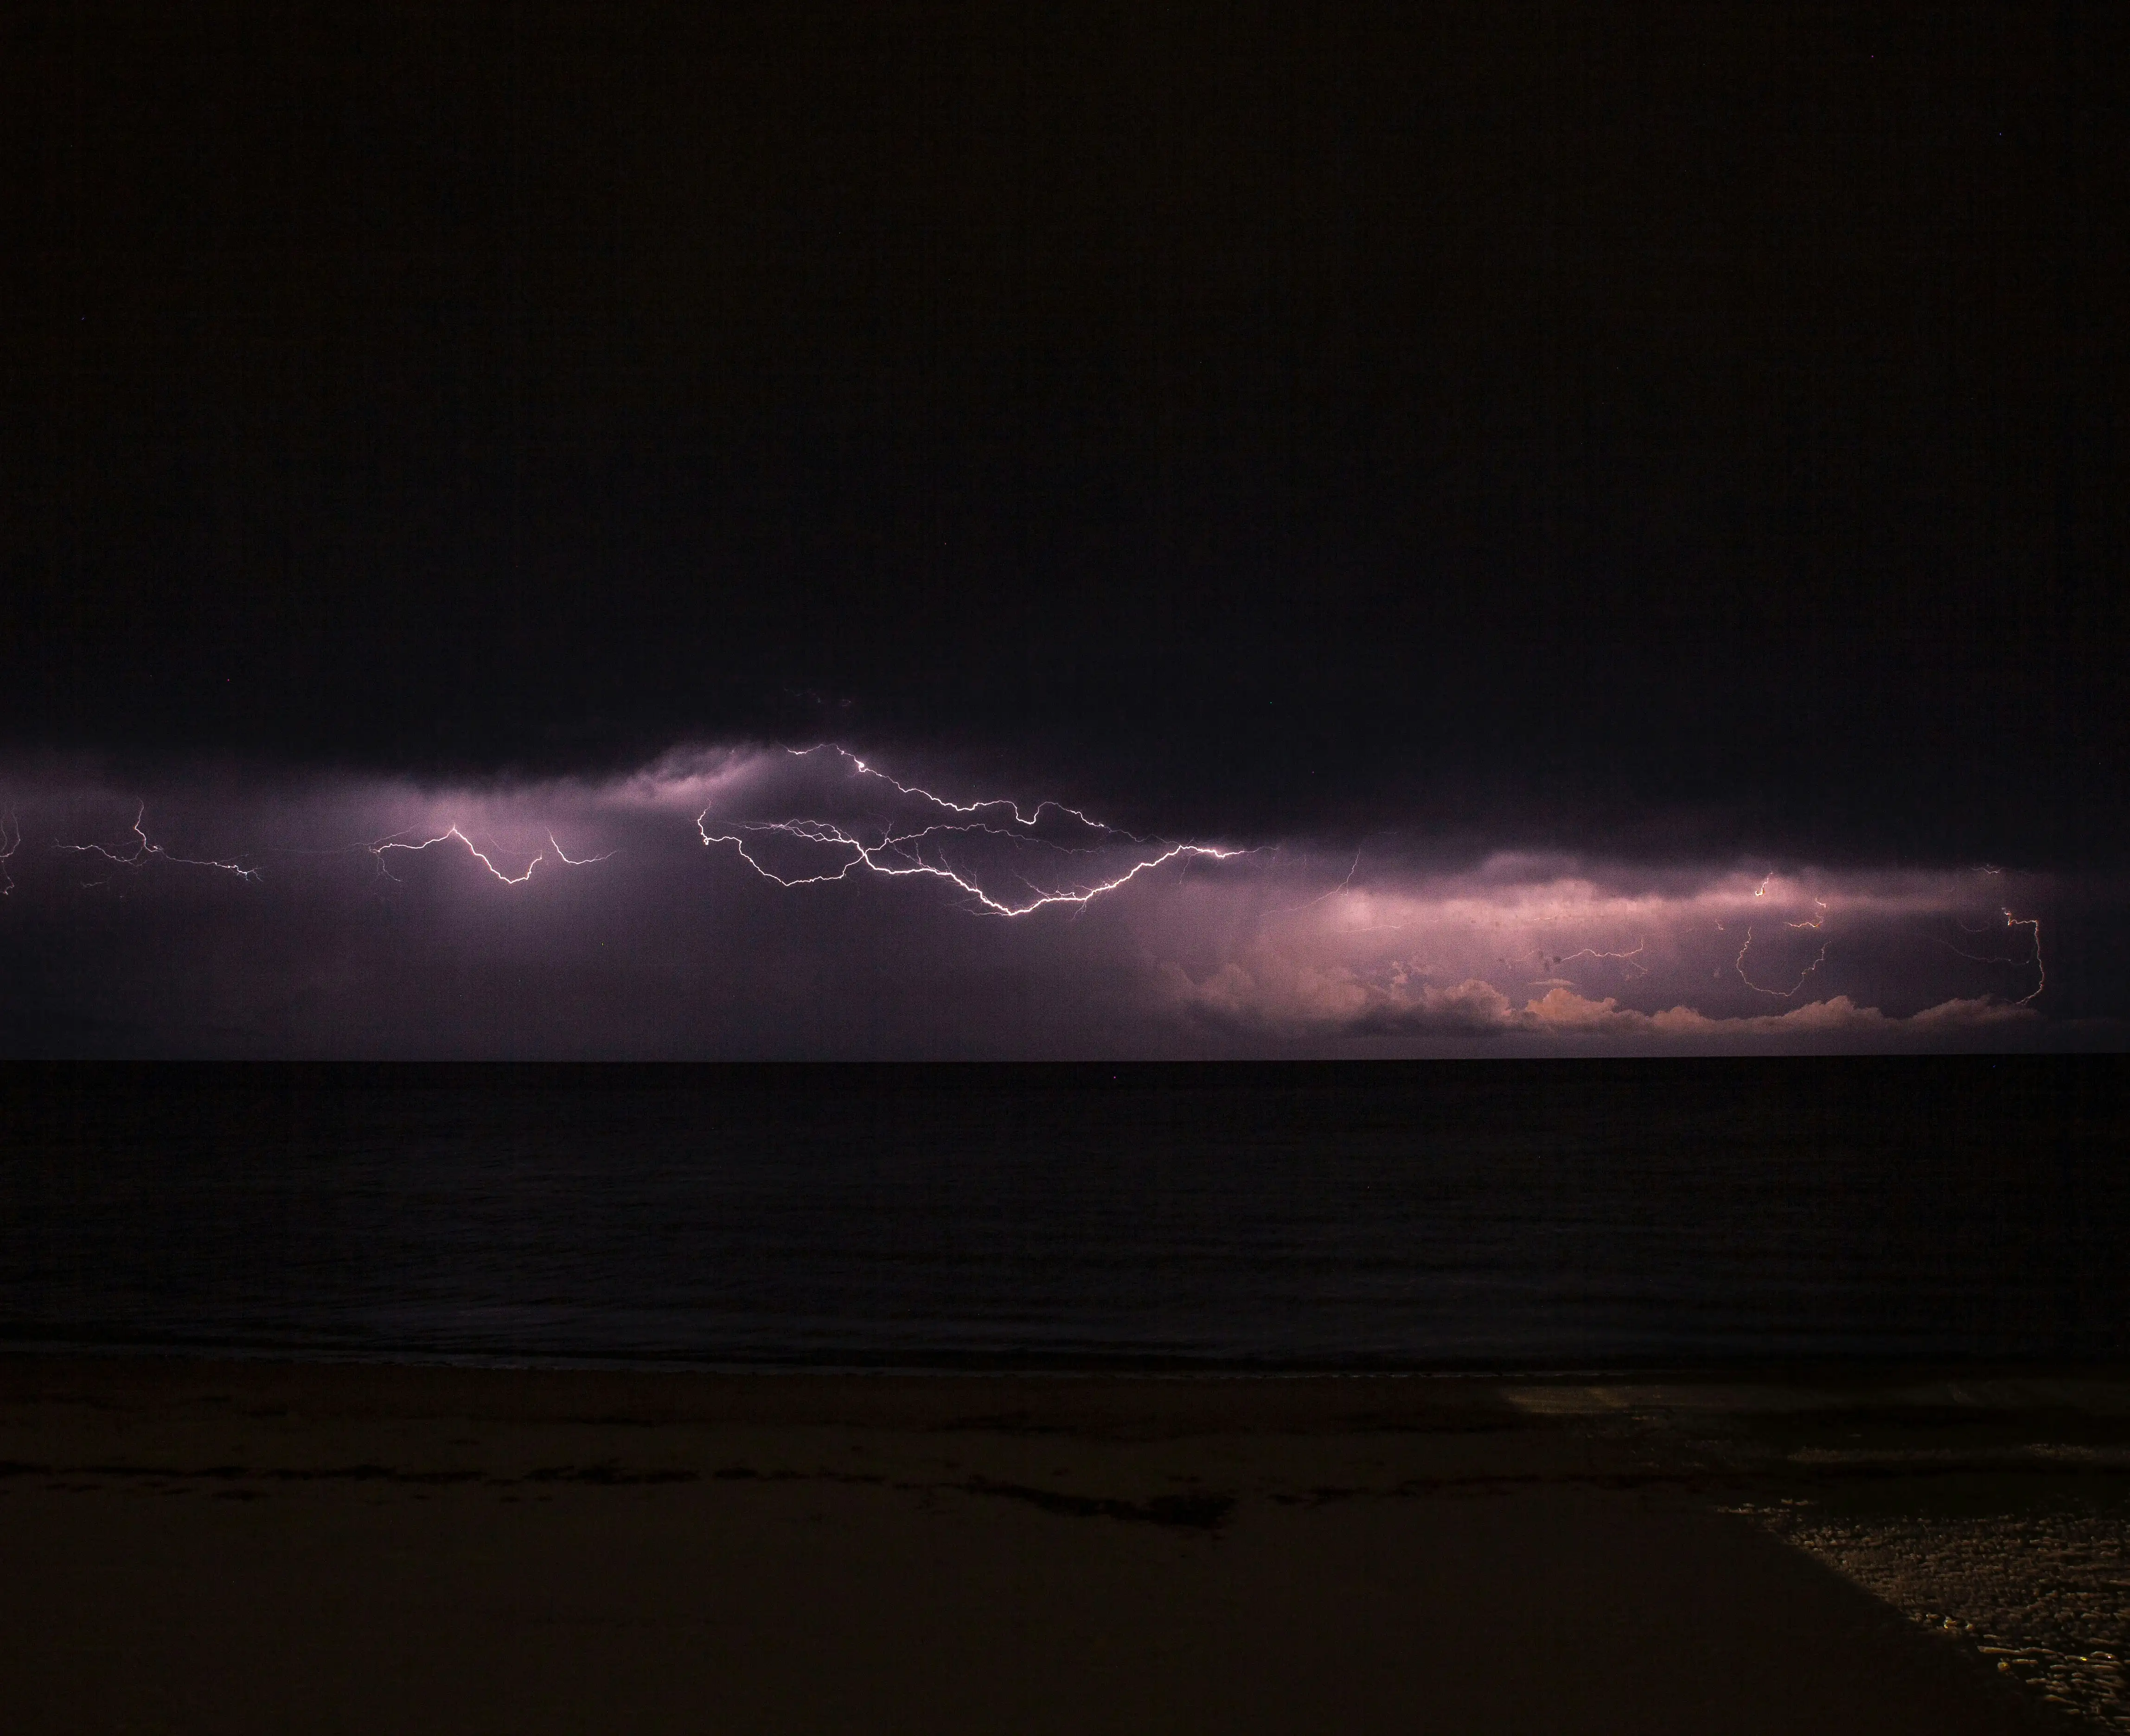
(3, 1358), (2121, 1734)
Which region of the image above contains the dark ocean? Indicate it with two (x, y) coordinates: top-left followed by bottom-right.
(2, 1059), (2124, 1370)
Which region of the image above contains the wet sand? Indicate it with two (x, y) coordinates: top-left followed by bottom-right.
(3, 1358), (2119, 1734)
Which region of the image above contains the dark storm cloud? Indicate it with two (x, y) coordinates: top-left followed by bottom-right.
(0, 748), (2111, 1059)
(6, 4), (2125, 868)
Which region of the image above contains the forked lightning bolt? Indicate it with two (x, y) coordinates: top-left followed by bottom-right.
(0, 756), (2064, 1030)
(1937, 908), (2046, 1005)
(367, 827), (614, 886)
(1735, 926), (1831, 998)
(1271, 845), (1364, 915)
(698, 751), (1242, 916)
(1551, 941), (1650, 979)
(1733, 894), (1832, 998)
(56, 804), (260, 883)
(698, 816), (1241, 917)
(2003, 911), (2045, 1004)
(786, 745), (1121, 833)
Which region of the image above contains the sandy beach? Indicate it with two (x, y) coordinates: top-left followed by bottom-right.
(2, 1356), (2120, 1734)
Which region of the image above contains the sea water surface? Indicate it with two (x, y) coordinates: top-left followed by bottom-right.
(2, 1058), (2124, 1369)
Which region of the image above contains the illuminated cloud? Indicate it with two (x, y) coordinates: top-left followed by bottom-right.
(0, 745), (2101, 1058)
(1148, 853), (2054, 1047)
(690, 745), (1247, 917)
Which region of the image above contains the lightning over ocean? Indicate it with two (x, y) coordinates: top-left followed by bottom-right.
(695, 747), (1247, 917)
(0, 745), (2103, 1060)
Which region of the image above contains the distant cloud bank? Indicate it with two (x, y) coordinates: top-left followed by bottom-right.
(0, 745), (2095, 1058)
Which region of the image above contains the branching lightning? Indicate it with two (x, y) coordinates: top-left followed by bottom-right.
(546, 833), (618, 869)
(1548, 941), (1650, 980)
(367, 826), (612, 886)
(1935, 908), (2046, 1005)
(1271, 845), (1364, 916)
(0, 753), (2071, 1049)
(56, 804), (260, 883)
(1731, 900), (1829, 998)
(2004, 910), (2045, 1004)
(370, 826), (539, 884)
(1734, 926), (1830, 998)
(786, 744), (1121, 834)
(698, 815), (1241, 917)
(697, 750), (1243, 916)
(1733, 880), (1831, 996)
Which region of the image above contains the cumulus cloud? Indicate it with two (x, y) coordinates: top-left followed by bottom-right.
(0, 744), (2096, 1057)
(1168, 962), (1520, 1038)
(1517, 986), (2034, 1040)
(1160, 960), (2036, 1046)
(1144, 849), (2062, 1050)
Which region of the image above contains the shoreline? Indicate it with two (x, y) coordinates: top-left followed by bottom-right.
(7, 1355), (2120, 1733)
(10, 1340), (2130, 1381)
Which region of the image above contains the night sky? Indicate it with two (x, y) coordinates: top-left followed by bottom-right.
(4, 3), (2124, 1055)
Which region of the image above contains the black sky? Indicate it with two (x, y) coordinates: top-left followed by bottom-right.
(7, 2), (2125, 862)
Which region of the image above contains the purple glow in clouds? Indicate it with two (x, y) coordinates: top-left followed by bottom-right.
(0, 744), (2094, 1058)
(695, 746), (1249, 917)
